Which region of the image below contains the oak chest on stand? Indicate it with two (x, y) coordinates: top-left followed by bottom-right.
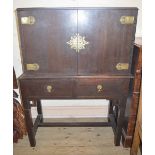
(16, 7), (138, 147)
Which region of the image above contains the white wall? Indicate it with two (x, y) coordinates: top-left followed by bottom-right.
(13, 0), (142, 117)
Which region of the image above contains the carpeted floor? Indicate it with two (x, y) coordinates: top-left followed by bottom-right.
(14, 118), (130, 155)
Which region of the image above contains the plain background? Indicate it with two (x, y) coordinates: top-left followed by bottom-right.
(0, 0), (155, 155)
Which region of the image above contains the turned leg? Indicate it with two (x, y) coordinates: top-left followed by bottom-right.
(37, 100), (43, 123)
(114, 98), (127, 146)
(23, 100), (36, 147)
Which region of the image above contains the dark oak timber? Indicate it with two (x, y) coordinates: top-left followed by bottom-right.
(78, 9), (137, 75)
(36, 100), (43, 123)
(16, 7), (138, 147)
(114, 98), (127, 146)
(38, 122), (111, 127)
(122, 38), (142, 147)
(24, 107), (36, 147)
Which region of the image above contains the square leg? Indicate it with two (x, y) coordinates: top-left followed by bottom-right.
(23, 100), (36, 147)
(108, 100), (113, 122)
(114, 98), (127, 146)
(36, 100), (43, 123)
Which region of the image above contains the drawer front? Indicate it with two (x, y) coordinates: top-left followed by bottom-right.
(76, 78), (130, 99)
(19, 79), (73, 99)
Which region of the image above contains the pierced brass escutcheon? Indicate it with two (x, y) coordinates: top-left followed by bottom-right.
(116, 63), (129, 70)
(46, 85), (53, 93)
(67, 33), (89, 52)
(26, 63), (39, 71)
(97, 84), (103, 93)
(21, 16), (35, 25)
(120, 16), (134, 24)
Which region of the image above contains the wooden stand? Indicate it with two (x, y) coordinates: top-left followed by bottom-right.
(22, 98), (127, 147)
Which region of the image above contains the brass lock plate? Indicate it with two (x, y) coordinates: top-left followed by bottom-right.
(116, 63), (129, 70)
(26, 63), (39, 71)
(120, 16), (134, 24)
(67, 33), (89, 52)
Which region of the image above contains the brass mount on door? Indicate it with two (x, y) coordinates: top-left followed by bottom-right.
(21, 16), (35, 25)
(67, 33), (89, 52)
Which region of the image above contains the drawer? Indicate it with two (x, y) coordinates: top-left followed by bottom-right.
(75, 78), (130, 99)
(19, 79), (73, 99)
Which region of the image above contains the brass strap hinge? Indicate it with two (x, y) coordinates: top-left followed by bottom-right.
(116, 63), (129, 70)
(120, 16), (134, 24)
(26, 63), (39, 71)
(21, 16), (35, 25)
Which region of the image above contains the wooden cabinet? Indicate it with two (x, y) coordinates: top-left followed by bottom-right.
(17, 8), (137, 75)
(16, 8), (138, 147)
(122, 38), (142, 147)
(130, 88), (142, 155)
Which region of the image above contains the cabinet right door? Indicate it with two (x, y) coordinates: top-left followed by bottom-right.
(77, 9), (138, 75)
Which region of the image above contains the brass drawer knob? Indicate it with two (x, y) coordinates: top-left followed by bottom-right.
(97, 84), (103, 92)
(47, 85), (53, 93)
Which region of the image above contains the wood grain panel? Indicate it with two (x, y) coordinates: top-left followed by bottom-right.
(17, 9), (78, 75)
(19, 79), (74, 99)
(76, 78), (130, 99)
(77, 9), (138, 75)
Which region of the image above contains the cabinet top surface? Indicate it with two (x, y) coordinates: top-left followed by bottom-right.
(16, 7), (138, 11)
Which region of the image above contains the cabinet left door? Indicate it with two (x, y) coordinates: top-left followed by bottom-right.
(17, 9), (78, 75)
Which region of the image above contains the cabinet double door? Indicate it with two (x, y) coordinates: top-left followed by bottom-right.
(17, 8), (137, 75)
